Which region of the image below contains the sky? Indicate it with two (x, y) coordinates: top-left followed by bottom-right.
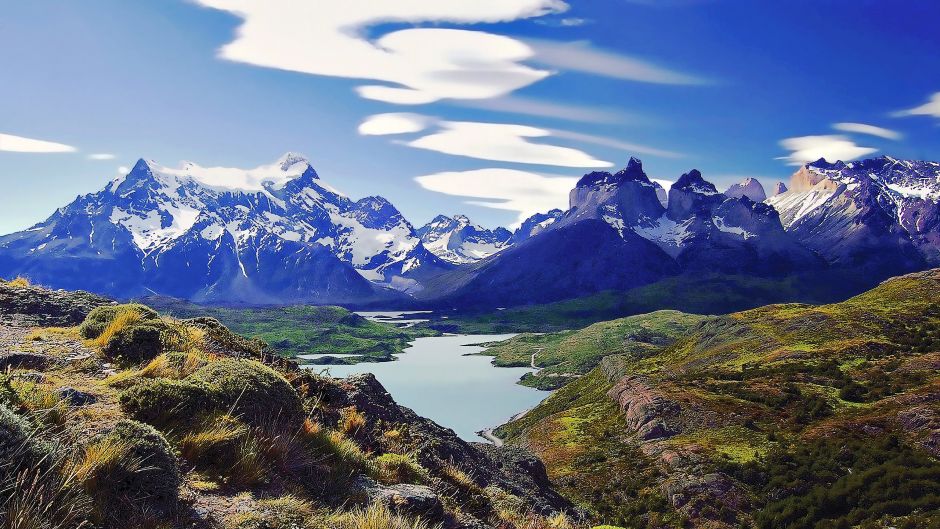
(1, 0), (939, 234)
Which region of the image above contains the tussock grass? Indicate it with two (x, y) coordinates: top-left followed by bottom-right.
(70, 437), (139, 492)
(10, 380), (69, 427)
(91, 309), (143, 349)
(226, 495), (324, 529)
(329, 502), (440, 529)
(375, 453), (429, 485)
(0, 467), (91, 529)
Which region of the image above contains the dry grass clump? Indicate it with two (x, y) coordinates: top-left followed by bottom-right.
(91, 309), (143, 349)
(0, 468), (91, 529)
(8, 380), (69, 427)
(339, 406), (366, 435)
(6, 276), (31, 288)
(375, 452), (429, 485)
(329, 502), (440, 529)
(226, 495), (326, 529)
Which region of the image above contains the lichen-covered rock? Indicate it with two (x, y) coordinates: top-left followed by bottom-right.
(354, 477), (444, 521)
(54, 386), (97, 406)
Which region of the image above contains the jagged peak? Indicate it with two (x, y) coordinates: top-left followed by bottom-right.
(276, 151), (312, 171)
(576, 156), (650, 188)
(672, 169), (718, 195)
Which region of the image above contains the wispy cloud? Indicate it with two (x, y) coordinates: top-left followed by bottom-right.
(87, 153), (116, 160)
(193, 0), (568, 105)
(415, 168), (576, 226)
(0, 133), (76, 153)
(409, 121), (611, 167)
(526, 39), (708, 85)
(892, 91), (940, 119)
(535, 16), (592, 27)
(549, 129), (684, 158)
(832, 122), (901, 140)
(777, 135), (877, 166)
(451, 95), (635, 124)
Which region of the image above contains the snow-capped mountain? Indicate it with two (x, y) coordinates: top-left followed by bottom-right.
(416, 215), (512, 265)
(0, 154), (448, 303)
(509, 209), (564, 244)
(767, 156), (940, 274)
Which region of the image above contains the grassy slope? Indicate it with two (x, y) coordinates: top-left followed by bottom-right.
(142, 297), (437, 362)
(425, 272), (859, 334)
(499, 270), (940, 528)
(482, 310), (707, 389)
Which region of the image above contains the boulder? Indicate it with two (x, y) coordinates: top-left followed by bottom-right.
(355, 477), (444, 521)
(0, 351), (50, 371)
(55, 387), (97, 406)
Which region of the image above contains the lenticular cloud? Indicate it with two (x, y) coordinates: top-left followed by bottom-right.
(194, 0), (568, 104)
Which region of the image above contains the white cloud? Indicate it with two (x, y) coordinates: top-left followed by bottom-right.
(892, 91), (940, 119)
(408, 120), (612, 167)
(117, 166), (129, 174)
(194, 0), (567, 104)
(0, 133), (76, 153)
(526, 39), (706, 85)
(777, 135), (877, 166)
(415, 168), (576, 226)
(452, 95), (631, 124)
(549, 129), (683, 158)
(87, 153), (116, 160)
(651, 178), (673, 191)
(832, 122), (901, 140)
(358, 113), (433, 136)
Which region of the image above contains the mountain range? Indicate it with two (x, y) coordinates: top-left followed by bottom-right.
(0, 153), (938, 307)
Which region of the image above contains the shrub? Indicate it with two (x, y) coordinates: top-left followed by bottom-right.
(375, 453), (429, 485)
(120, 378), (220, 430)
(79, 304), (160, 340)
(190, 359), (303, 426)
(102, 321), (183, 364)
(185, 317), (267, 358)
(73, 420), (180, 523)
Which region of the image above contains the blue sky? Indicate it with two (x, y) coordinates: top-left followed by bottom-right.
(2, 0), (939, 233)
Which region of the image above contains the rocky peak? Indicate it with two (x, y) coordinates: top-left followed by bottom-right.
(666, 170), (723, 221)
(724, 177), (767, 202)
(575, 157), (651, 188)
(672, 170), (717, 195)
(772, 181), (788, 196)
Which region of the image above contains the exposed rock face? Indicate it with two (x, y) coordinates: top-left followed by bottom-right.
(724, 178), (767, 202)
(0, 280), (112, 326)
(771, 181), (788, 196)
(355, 478), (445, 521)
(606, 375), (681, 441)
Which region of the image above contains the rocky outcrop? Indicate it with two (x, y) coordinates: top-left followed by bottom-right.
(771, 181), (788, 196)
(0, 280), (112, 326)
(314, 373), (573, 516)
(606, 375), (681, 441)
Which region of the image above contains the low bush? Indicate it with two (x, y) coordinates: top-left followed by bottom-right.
(120, 378), (220, 430)
(73, 419), (180, 524)
(0, 403), (53, 484)
(190, 359), (303, 426)
(102, 320), (183, 364)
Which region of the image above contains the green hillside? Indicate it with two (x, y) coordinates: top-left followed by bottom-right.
(498, 270), (940, 528)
